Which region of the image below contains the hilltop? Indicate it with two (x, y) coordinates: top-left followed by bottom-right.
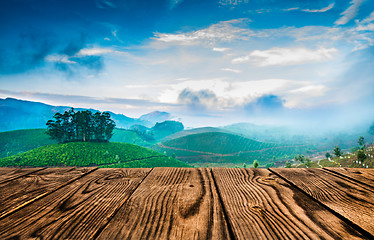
(152, 132), (307, 167)
(0, 142), (190, 168)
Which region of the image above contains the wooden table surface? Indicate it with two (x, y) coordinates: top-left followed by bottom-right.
(0, 167), (373, 239)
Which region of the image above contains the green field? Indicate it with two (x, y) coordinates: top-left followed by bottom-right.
(152, 132), (308, 167)
(0, 142), (190, 168)
(110, 128), (156, 146)
(0, 129), (57, 158)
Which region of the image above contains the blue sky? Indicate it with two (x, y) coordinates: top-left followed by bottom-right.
(1, 0), (374, 129)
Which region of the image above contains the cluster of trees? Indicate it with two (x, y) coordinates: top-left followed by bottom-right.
(294, 154), (311, 167)
(46, 108), (115, 143)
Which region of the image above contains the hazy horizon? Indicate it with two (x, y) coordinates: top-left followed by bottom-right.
(1, 0), (374, 131)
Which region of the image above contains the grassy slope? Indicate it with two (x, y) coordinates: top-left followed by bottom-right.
(110, 128), (156, 146)
(0, 142), (190, 168)
(152, 132), (305, 167)
(0, 129), (57, 158)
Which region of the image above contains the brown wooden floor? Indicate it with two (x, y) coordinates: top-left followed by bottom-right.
(0, 167), (373, 239)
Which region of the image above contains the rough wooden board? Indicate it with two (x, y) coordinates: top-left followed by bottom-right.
(0, 167), (44, 183)
(97, 167), (230, 240)
(324, 167), (374, 188)
(212, 168), (366, 240)
(270, 168), (374, 237)
(0, 168), (150, 240)
(0, 167), (96, 219)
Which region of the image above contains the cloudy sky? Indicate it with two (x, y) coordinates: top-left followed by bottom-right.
(1, 0), (374, 129)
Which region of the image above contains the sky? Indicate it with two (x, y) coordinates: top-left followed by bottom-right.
(1, 0), (374, 130)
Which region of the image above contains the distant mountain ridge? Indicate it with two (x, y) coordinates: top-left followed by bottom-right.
(0, 98), (174, 132)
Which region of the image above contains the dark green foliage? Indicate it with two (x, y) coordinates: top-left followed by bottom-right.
(131, 125), (155, 141)
(253, 160), (259, 168)
(325, 152), (331, 159)
(0, 129), (57, 158)
(357, 150), (367, 162)
(46, 108), (115, 143)
(285, 161), (292, 168)
(334, 146), (342, 157)
(305, 158), (311, 168)
(0, 142), (190, 168)
(294, 155), (306, 163)
(358, 136), (365, 149)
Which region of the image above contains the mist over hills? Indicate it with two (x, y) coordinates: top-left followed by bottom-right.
(0, 98), (173, 132)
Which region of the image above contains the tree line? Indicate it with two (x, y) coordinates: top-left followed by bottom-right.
(46, 108), (115, 143)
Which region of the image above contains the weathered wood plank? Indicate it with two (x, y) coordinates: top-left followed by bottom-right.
(97, 167), (230, 240)
(212, 168), (366, 240)
(324, 167), (374, 188)
(0, 168), (150, 239)
(0, 167), (96, 219)
(0, 167), (44, 183)
(270, 168), (374, 237)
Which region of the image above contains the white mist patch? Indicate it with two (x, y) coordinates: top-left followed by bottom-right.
(232, 47), (338, 66)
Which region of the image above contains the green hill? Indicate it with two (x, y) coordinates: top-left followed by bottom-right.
(0, 129), (57, 158)
(162, 127), (232, 141)
(110, 128), (156, 146)
(152, 132), (307, 167)
(0, 142), (190, 168)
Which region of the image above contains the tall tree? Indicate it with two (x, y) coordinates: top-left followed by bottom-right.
(334, 146), (342, 157)
(358, 136), (365, 150)
(253, 160), (259, 168)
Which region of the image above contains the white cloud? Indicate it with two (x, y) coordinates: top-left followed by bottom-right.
(78, 48), (113, 56)
(232, 47), (338, 66)
(153, 19), (253, 45)
(219, 0), (248, 6)
(213, 47), (230, 52)
(302, 3), (335, 13)
(45, 54), (77, 64)
(221, 68), (242, 73)
(159, 78), (297, 106)
(335, 0), (365, 25)
(361, 11), (374, 23)
(231, 55), (250, 64)
(290, 85), (327, 95)
(283, 7), (299, 11)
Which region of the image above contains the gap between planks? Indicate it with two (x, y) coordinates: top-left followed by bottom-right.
(268, 168), (374, 239)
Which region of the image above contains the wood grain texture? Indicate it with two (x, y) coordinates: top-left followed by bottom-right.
(0, 167), (44, 183)
(0, 168), (150, 240)
(97, 167), (230, 240)
(0, 167), (96, 219)
(271, 168), (374, 237)
(324, 167), (374, 188)
(212, 168), (366, 240)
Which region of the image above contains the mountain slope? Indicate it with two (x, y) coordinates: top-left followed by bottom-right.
(138, 111), (172, 127)
(162, 127), (232, 141)
(0, 98), (173, 131)
(0, 129), (57, 158)
(0, 142), (190, 168)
